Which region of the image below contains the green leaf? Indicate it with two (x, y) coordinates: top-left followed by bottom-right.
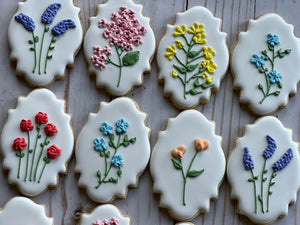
(187, 169), (204, 178)
(201, 82), (214, 89)
(258, 195), (263, 202)
(270, 182), (275, 186)
(118, 167), (122, 177)
(188, 50), (201, 58)
(130, 137), (136, 143)
(263, 169), (268, 173)
(47, 55), (53, 59)
(45, 140), (50, 145)
(258, 84), (263, 89)
(285, 49), (291, 54)
(109, 134), (115, 147)
(38, 134), (42, 138)
(189, 88), (203, 95)
(186, 64), (198, 72)
(259, 67), (265, 73)
(274, 91), (280, 96)
(194, 79), (201, 87)
(28, 40), (34, 44)
(248, 178), (254, 182)
(263, 177), (267, 182)
(49, 46), (55, 50)
(45, 26), (49, 32)
(268, 44), (274, 51)
(124, 135), (129, 142)
(108, 177), (118, 183)
(43, 156), (48, 162)
(51, 37), (57, 43)
(100, 151), (105, 157)
(21, 153), (25, 158)
(123, 141), (130, 147)
(30, 47), (35, 51)
(16, 152), (21, 157)
(272, 173), (277, 178)
(269, 190), (273, 195)
(105, 151), (110, 158)
(40, 143), (44, 147)
(173, 64), (187, 73)
(254, 175), (259, 180)
(97, 170), (101, 178)
(28, 149), (33, 153)
(122, 51), (140, 66)
(45, 158), (51, 164)
(171, 158), (182, 170)
(278, 82), (282, 88)
(262, 50), (268, 56)
(34, 36), (39, 43)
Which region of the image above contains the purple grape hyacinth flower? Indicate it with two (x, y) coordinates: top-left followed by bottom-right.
(263, 135), (277, 158)
(41, 3), (61, 24)
(51, 19), (76, 36)
(272, 148), (293, 172)
(15, 13), (35, 31)
(243, 147), (255, 170)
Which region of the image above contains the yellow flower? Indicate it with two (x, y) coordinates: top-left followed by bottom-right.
(188, 22), (205, 34)
(175, 40), (184, 49)
(202, 72), (209, 79)
(203, 46), (216, 60)
(165, 45), (177, 60)
(206, 77), (214, 83)
(206, 60), (218, 74)
(199, 61), (207, 69)
(193, 33), (207, 44)
(173, 25), (187, 37)
(172, 70), (178, 77)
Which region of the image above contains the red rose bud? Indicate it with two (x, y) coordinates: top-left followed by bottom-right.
(12, 138), (27, 151)
(47, 145), (62, 159)
(35, 112), (48, 124)
(20, 119), (34, 132)
(44, 123), (58, 136)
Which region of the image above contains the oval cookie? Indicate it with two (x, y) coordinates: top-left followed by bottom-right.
(150, 110), (226, 221)
(84, 0), (156, 96)
(75, 97), (150, 203)
(157, 6), (229, 109)
(227, 116), (300, 224)
(231, 13), (300, 115)
(0, 89), (74, 196)
(8, 0), (83, 86)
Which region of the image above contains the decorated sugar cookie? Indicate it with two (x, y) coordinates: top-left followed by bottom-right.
(84, 0), (155, 96)
(0, 197), (53, 225)
(8, 0), (83, 87)
(80, 204), (130, 225)
(157, 6), (229, 109)
(0, 89), (74, 196)
(176, 223), (194, 225)
(150, 110), (226, 221)
(75, 97), (150, 203)
(227, 116), (300, 224)
(231, 13), (300, 115)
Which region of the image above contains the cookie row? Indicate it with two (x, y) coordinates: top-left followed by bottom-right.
(10, 0), (300, 116)
(0, 88), (299, 224)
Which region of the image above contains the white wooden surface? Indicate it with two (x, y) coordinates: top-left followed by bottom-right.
(0, 0), (300, 224)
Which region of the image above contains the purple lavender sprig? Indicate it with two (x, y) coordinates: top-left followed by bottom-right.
(243, 147), (259, 213)
(38, 3), (61, 75)
(266, 148), (293, 212)
(44, 19), (76, 74)
(263, 135), (277, 158)
(15, 13), (39, 73)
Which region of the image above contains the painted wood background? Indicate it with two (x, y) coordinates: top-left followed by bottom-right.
(1, 0), (300, 224)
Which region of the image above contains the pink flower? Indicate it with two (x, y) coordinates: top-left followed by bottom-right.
(98, 19), (109, 28)
(110, 218), (119, 225)
(91, 45), (112, 70)
(44, 123), (58, 136)
(93, 221), (102, 225)
(35, 112), (48, 124)
(12, 138), (27, 151)
(102, 219), (110, 225)
(20, 119), (34, 132)
(47, 145), (62, 159)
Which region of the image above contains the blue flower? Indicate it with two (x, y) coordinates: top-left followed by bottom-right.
(267, 33), (280, 46)
(268, 70), (282, 84)
(263, 135), (277, 158)
(100, 122), (113, 135)
(41, 3), (61, 24)
(51, 19), (76, 36)
(243, 147), (254, 170)
(94, 138), (108, 151)
(15, 13), (35, 32)
(250, 54), (265, 68)
(272, 148), (293, 172)
(116, 118), (129, 134)
(111, 154), (124, 167)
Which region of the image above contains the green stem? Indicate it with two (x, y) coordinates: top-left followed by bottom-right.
(44, 36), (55, 74)
(34, 136), (49, 181)
(182, 34), (189, 46)
(259, 158), (267, 213)
(30, 124), (41, 181)
(17, 151), (22, 179)
(183, 72), (187, 99)
(179, 158), (187, 206)
(267, 171), (276, 213)
(38, 25), (48, 75)
(187, 54), (204, 64)
(174, 54), (186, 68)
(106, 56), (121, 67)
(272, 48), (275, 70)
(115, 45), (124, 88)
(251, 169), (258, 214)
(38, 161), (47, 183)
(32, 31), (37, 73)
(24, 131), (31, 181)
(176, 75), (185, 85)
(259, 65), (271, 104)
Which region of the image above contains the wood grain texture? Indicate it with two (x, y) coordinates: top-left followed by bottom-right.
(0, 0), (300, 224)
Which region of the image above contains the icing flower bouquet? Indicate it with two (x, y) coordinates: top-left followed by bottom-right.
(15, 3), (76, 74)
(94, 118), (136, 189)
(94, 217), (119, 225)
(12, 112), (61, 183)
(91, 6), (147, 87)
(250, 33), (291, 103)
(165, 22), (217, 99)
(243, 135), (293, 213)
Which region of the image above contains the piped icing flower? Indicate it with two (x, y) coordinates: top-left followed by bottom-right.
(243, 147), (254, 170)
(188, 22), (205, 34)
(173, 24), (187, 37)
(250, 54), (265, 68)
(44, 123), (58, 136)
(116, 118), (129, 134)
(268, 70), (282, 84)
(12, 138), (27, 151)
(94, 138), (108, 151)
(171, 145), (186, 159)
(111, 154), (124, 167)
(100, 122), (113, 135)
(15, 13), (35, 31)
(165, 45), (177, 61)
(203, 46), (215, 60)
(35, 112), (48, 124)
(206, 60), (217, 74)
(267, 33), (280, 46)
(263, 135), (277, 158)
(20, 120), (34, 132)
(193, 33), (206, 44)
(46, 144), (62, 159)
(51, 19), (76, 36)
(41, 3), (61, 24)
(272, 148), (293, 172)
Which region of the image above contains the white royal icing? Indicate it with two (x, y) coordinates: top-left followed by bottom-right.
(80, 204), (130, 225)
(0, 197), (53, 225)
(84, 0), (156, 96)
(150, 110), (225, 221)
(231, 13), (300, 115)
(227, 116), (300, 224)
(157, 6), (229, 109)
(8, 0), (83, 86)
(1, 89), (74, 196)
(75, 97), (150, 203)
